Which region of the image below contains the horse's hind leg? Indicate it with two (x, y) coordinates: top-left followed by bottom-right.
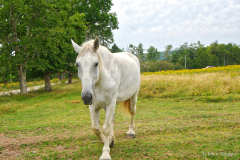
(127, 91), (138, 139)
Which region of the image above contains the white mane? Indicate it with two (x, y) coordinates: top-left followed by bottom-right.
(77, 40), (112, 59)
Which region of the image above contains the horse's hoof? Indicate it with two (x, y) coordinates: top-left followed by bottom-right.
(126, 134), (135, 139)
(109, 140), (114, 148)
(99, 155), (111, 160)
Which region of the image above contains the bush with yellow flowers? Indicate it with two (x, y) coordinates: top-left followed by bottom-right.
(142, 65), (240, 75)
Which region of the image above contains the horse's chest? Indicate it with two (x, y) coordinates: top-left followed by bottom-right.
(92, 87), (117, 108)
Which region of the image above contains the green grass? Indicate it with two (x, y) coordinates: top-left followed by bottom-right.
(0, 80), (240, 159)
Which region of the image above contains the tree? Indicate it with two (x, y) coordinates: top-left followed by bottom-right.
(164, 44), (173, 62)
(146, 46), (161, 61)
(229, 45), (240, 64)
(0, 0), (35, 94)
(127, 44), (136, 54)
(170, 51), (179, 64)
(177, 42), (190, 69)
(193, 49), (219, 68)
(136, 43), (146, 62)
(74, 0), (119, 47)
(29, 1), (87, 91)
(209, 41), (220, 65)
(111, 44), (123, 53)
(182, 49), (190, 69)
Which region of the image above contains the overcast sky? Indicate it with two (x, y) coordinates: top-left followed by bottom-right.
(110, 0), (240, 51)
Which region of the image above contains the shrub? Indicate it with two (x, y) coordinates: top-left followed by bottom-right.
(174, 62), (184, 70)
(141, 61), (176, 72)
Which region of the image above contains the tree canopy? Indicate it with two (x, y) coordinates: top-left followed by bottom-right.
(110, 43), (123, 53)
(73, 0), (119, 47)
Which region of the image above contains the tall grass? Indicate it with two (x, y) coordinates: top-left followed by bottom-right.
(140, 72), (240, 101)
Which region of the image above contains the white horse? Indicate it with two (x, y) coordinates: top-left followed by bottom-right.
(71, 37), (140, 160)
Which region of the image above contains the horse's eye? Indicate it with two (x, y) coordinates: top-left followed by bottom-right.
(76, 63), (79, 67)
(95, 62), (98, 67)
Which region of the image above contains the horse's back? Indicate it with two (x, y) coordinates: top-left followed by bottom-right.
(112, 52), (141, 102)
(113, 52), (140, 69)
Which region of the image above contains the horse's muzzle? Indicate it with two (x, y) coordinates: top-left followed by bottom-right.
(81, 91), (93, 105)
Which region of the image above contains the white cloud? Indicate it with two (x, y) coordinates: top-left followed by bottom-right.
(110, 0), (240, 50)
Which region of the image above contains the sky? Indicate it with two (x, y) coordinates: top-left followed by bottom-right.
(110, 0), (240, 51)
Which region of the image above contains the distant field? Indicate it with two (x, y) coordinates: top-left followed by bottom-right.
(142, 65), (240, 75)
(0, 72), (240, 159)
(140, 72), (240, 101)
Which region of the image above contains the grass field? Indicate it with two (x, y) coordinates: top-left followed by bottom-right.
(0, 72), (240, 159)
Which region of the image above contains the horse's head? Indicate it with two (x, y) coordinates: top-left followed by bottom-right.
(71, 37), (101, 105)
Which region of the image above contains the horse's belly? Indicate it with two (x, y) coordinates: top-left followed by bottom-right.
(115, 55), (140, 103)
(116, 76), (140, 102)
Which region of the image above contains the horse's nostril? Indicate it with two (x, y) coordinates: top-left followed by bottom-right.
(81, 91), (93, 105)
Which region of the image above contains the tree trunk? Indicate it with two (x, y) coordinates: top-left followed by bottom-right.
(224, 53), (225, 66)
(62, 72), (66, 80)
(102, 35), (105, 46)
(18, 63), (28, 94)
(68, 73), (73, 84)
(44, 71), (52, 91)
(58, 73), (62, 81)
(185, 56), (187, 69)
(3, 77), (7, 86)
(4, 80), (8, 86)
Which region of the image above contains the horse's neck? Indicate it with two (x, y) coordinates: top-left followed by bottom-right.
(98, 48), (115, 82)
(99, 47), (114, 68)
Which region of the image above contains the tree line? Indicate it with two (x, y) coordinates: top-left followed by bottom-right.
(110, 41), (240, 72)
(0, 0), (118, 93)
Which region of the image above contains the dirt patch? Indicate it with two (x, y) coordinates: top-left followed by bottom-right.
(0, 133), (47, 159)
(0, 149), (21, 160)
(0, 129), (90, 159)
(71, 100), (81, 104)
(0, 134), (19, 146)
(0, 133), (49, 147)
(55, 145), (65, 151)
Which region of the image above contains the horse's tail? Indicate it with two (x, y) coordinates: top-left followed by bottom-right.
(120, 99), (131, 114)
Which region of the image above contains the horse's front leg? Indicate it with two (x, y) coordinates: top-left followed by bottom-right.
(100, 103), (115, 160)
(89, 105), (105, 143)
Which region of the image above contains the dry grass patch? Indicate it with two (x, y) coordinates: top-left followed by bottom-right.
(140, 72), (240, 99)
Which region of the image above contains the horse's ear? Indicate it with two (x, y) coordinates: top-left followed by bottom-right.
(94, 37), (100, 51)
(71, 39), (82, 53)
